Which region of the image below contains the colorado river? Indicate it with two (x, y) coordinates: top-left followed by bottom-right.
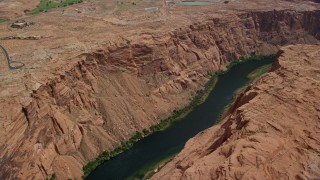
(86, 56), (275, 179)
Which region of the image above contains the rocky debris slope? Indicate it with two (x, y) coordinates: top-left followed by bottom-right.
(0, 10), (319, 179)
(152, 44), (320, 180)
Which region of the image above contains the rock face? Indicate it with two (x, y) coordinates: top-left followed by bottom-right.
(0, 9), (319, 180)
(152, 44), (320, 180)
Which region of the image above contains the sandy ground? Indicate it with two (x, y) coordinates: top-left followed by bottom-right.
(0, 0), (39, 19)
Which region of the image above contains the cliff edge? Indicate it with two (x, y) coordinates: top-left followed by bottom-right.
(153, 44), (320, 180)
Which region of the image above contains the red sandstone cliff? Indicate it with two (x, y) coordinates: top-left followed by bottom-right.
(0, 10), (319, 179)
(152, 44), (320, 180)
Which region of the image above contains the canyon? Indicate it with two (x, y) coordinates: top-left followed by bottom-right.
(0, 0), (319, 179)
(152, 44), (320, 180)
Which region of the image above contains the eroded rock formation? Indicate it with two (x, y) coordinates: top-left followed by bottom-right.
(0, 10), (319, 179)
(152, 44), (320, 179)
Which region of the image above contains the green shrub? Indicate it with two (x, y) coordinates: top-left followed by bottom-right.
(143, 128), (150, 136)
(31, 0), (83, 15)
(0, 19), (8, 23)
(50, 173), (56, 180)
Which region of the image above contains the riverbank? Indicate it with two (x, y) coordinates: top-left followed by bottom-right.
(217, 59), (274, 120)
(140, 55), (275, 180)
(82, 64), (218, 178)
(83, 54), (275, 178)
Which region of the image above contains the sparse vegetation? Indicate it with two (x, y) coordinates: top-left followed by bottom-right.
(0, 19), (8, 23)
(142, 128), (150, 136)
(217, 54), (275, 120)
(115, 3), (125, 12)
(150, 74), (218, 133)
(83, 131), (143, 178)
(49, 173), (57, 180)
(83, 54), (276, 178)
(247, 63), (272, 80)
(129, 152), (177, 180)
(226, 53), (275, 70)
(31, 0), (83, 15)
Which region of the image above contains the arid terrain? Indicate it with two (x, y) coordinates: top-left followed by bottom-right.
(0, 0), (319, 179)
(153, 44), (320, 180)
(0, 0), (39, 19)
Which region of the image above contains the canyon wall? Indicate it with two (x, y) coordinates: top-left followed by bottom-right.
(152, 44), (320, 180)
(0, 10), (319, 179)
